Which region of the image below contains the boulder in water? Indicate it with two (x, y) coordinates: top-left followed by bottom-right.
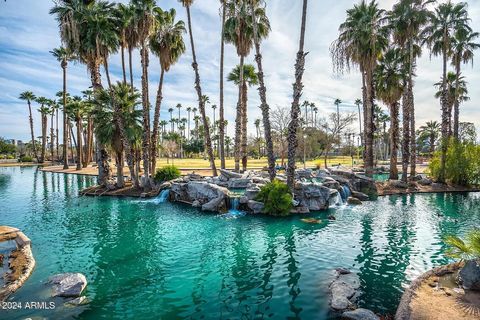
(48, 273), (87, 298)
(342, 308), (379, 320)
(247, 200), (264, 214)
(294, 182), (336, 211)
(459, 259), (480, 291)
(347, 197), (362, 205)
(351, 191), (369, 201)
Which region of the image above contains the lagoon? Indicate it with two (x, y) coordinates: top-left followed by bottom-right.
(0, 166), (479, 319)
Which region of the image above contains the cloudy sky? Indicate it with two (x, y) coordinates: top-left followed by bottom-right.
(1, 0), (479, 142)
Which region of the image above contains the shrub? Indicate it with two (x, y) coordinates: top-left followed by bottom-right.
(18, 155), (33, 163)
(429, 139), (480, 186)
(154, 165), (181, 183)
(444, 229), (480, 260)
(255, 179), (293, 216)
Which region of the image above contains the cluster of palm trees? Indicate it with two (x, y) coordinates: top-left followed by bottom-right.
(331, 0), (479, 183)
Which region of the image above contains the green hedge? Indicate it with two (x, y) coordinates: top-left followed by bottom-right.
(18, 155), (33, 163)
(154, 165), (181, 183)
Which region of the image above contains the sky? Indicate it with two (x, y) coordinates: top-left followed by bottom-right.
(0, 0), (479, 142)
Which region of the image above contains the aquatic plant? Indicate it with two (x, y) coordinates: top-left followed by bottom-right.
(154, 165), (181, 183)
(255, 179), (292, 216)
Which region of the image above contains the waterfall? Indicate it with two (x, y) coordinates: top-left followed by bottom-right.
(223, 197), (245, 218)
(231, 197), (240, 211)
(158, 189), (170, 203)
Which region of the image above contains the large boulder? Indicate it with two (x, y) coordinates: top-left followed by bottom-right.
(170, 181), (229, 213)
(388, 180), (408, 189)
(351, 191), (369, 201)
(219, 169), (243, 180)
(247, 200), (264, 214)
(329, 271), (360, 311)
(294, 182), (337, 211)
(295, 169), (313, 179)
(351, 175), (377, 199)
(244, 186), (261, 201)
(347, 197), (362, 205)
(459, 259), (480, 291)
(48, 273), (87, 298)
(342, 308), (379, 320)
(418, 178), (433, 186)
(228, 178), (251, 189)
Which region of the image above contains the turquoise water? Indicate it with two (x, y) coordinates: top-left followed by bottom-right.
(0, 166), (479, 319)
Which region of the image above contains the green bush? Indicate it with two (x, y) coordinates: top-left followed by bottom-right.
(154, 165), (181, 183)
(255, 179), (293, 216)
(18, 155), (33, 163)
(429, 139), (480, 186)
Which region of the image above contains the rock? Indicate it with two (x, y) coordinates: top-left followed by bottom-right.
(316, 168), (331, 177)
(202, 196), (227, 213)
(342, 308), (380, 320)
(252, 177), (269, 185)
(48, 273), (87, 298)
(295, 169), (313, 179)
(347, 197), (362, 205)
(301, 218), (322, 224)
(65, 296), (88, 306)
(351, 191), (369, 201)
(411, 174), (423, 181)
(328, 215), (336, 220)
(418, 178), (433, 186)
(244, 186), (261, 201)
(192, 200), (201, 208)
(459, 259), (480, 290)
(247, 200), (264, 214)
(290, 206), (310, 214)
(294, 182), (335, 211)
(351, 175), (378, 199)
(431, 182), (446, 189)
(389, 180), (408, 189)
(239, 196), (248, 204)
(330, 169), (356, 179)
(330, 281), (355, 310)
(170, 181), (229, 213)
(219, 169), (243, 180)
(336, 268), (351, 275)
(228, 178), (251, 189)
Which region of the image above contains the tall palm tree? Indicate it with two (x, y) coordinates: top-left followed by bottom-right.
(176, 103), (183, 134)
(51, 46), (75, 169)
(375, 48), (406, 180)
(132, 0), (156, 188)
(125, 3), (140, 89)
(18, 91), (39, 162)
(331, 0), (388, 176)
(450, 26), (479, 138)
(334, 99), (342, 125)
(36, 97), (50, 163)
(47, 99), (58, 163)
(186, 106), (192, 140)
(150, 7), (186, 173)
(219, 0), (227, 169)
(423, 1), (469, 183)
(114, 3), (134, 84)
(211, 104), (217, 138)
(224, 0), (270, 172)
(390, 0), (433, 179)
(227, 64), (259, 171)
(249, 0), (276, 180)
(418, 121), (441, 155)
(178, 0), (217, 176)
(354, 98), (363, 145)
(67, 96), (85, 170)
(287, 0), (309, 191)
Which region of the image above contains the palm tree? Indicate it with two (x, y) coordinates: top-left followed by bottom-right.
(227, 64), (259, 171)
(224, 0), (270, 172)
(150, 7), (186, 173)
(423, 1), (469, 183)
(375, 48), (406, 180)
(47, 100), (58, 163)
(450, 26), (479, 139)
(313, 106), (318, 127)
(124, 3), (139, 89)
(219, 0), (227, 169)
(67, 96), (85, 170)
(331, 0), (388, 176)
(186, 106), (192, 140)
(354, 98), (363, 146)
(390, 0), (433, 179)
(51, 46), (75, 169)
(178, 0), (217, 177)
(418, 121), (441, 155)
(114, 3), (134, 84)
(176, 103), (183, 134)
(211, 104), (217, 137)
(249, 0), (276, 180)
(132, 0), (156, 189)
(287, 0), (309, 191)
(168, 107), (174, 132)
(334, 98), (342, 141)
(36, 97), (50, 163)
(19, 91), (39, 162)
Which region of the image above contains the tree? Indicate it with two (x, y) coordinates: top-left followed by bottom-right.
(114, 3), (134, 84)
(271, 106), (290, 167)
(219, 0), (227, 169)
(334, 99), (342, 128)
(150, 7), (186, 173)
(178, 0), (217, 176)
(51, 46), (75, 169)
(375, 48), (406, 180)
(331, 0), (389, 176)
(227, 64), (259, 171)
(451, 25), (479, 139)
(287, 0), (309, 191)
(423, 1), (469, 183)
(459, 122), (477, 144)
(354, 98), (363, 146)
(224, 0), (270, 172)
(418, 121), (441, 155)
(18, 91), (39, 162)
(36, 97), (50, 163)
(249, 0), (276, 180)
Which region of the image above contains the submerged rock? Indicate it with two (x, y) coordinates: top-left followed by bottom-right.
(65, 296), (88, 306)
(48, 273), (87, 298)
(459, 259), (480, 291)
(347, 197), (362, 205)
(342, 308), (379, 320)
(329, 271), (360, 311)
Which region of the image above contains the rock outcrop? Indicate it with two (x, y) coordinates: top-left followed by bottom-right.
(48, 273), (87, 298)
(458, 259), (480, 291)
(294, 182), (338, 211)
(170, 180), (229, 213)
(342, 308), (379, 320)
(329, 269), (360, 311)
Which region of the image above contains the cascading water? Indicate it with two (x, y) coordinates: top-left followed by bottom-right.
(157, 189), (170, 203)
(223, 197), (245, 218)
(341, 185), (351, 201)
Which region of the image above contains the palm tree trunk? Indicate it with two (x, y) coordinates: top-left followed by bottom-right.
(234, 56), (244, 172)
(287, 0), (308, 191)
(121, 43), (127, 84)
(250, 0), (276, 180)
(185, 5), (217, 177)
(140, 45), (152, 189)
(151, 67), (165, 175)
(219, 1), (226, 170)
(50, 113), (55, 162)
(76, 117), (83, 171)
(62, 63), (69, 169)
(241, 81), (248, 172)
(41, 114), (47, 163)
(364, 69), (375, 176)
(28, 100), (39, 162)
(401, 90), (410, 182)
(389, 102), (399, 180)
(129, 46), (134, 90)
(438, 35), (449, 184)
(55, 108), (59, 161)
(357, 104), (362, 147)
(408, 42), (416, 178)
(116, 150), (125, 188)
(453, 60), (461, 139)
